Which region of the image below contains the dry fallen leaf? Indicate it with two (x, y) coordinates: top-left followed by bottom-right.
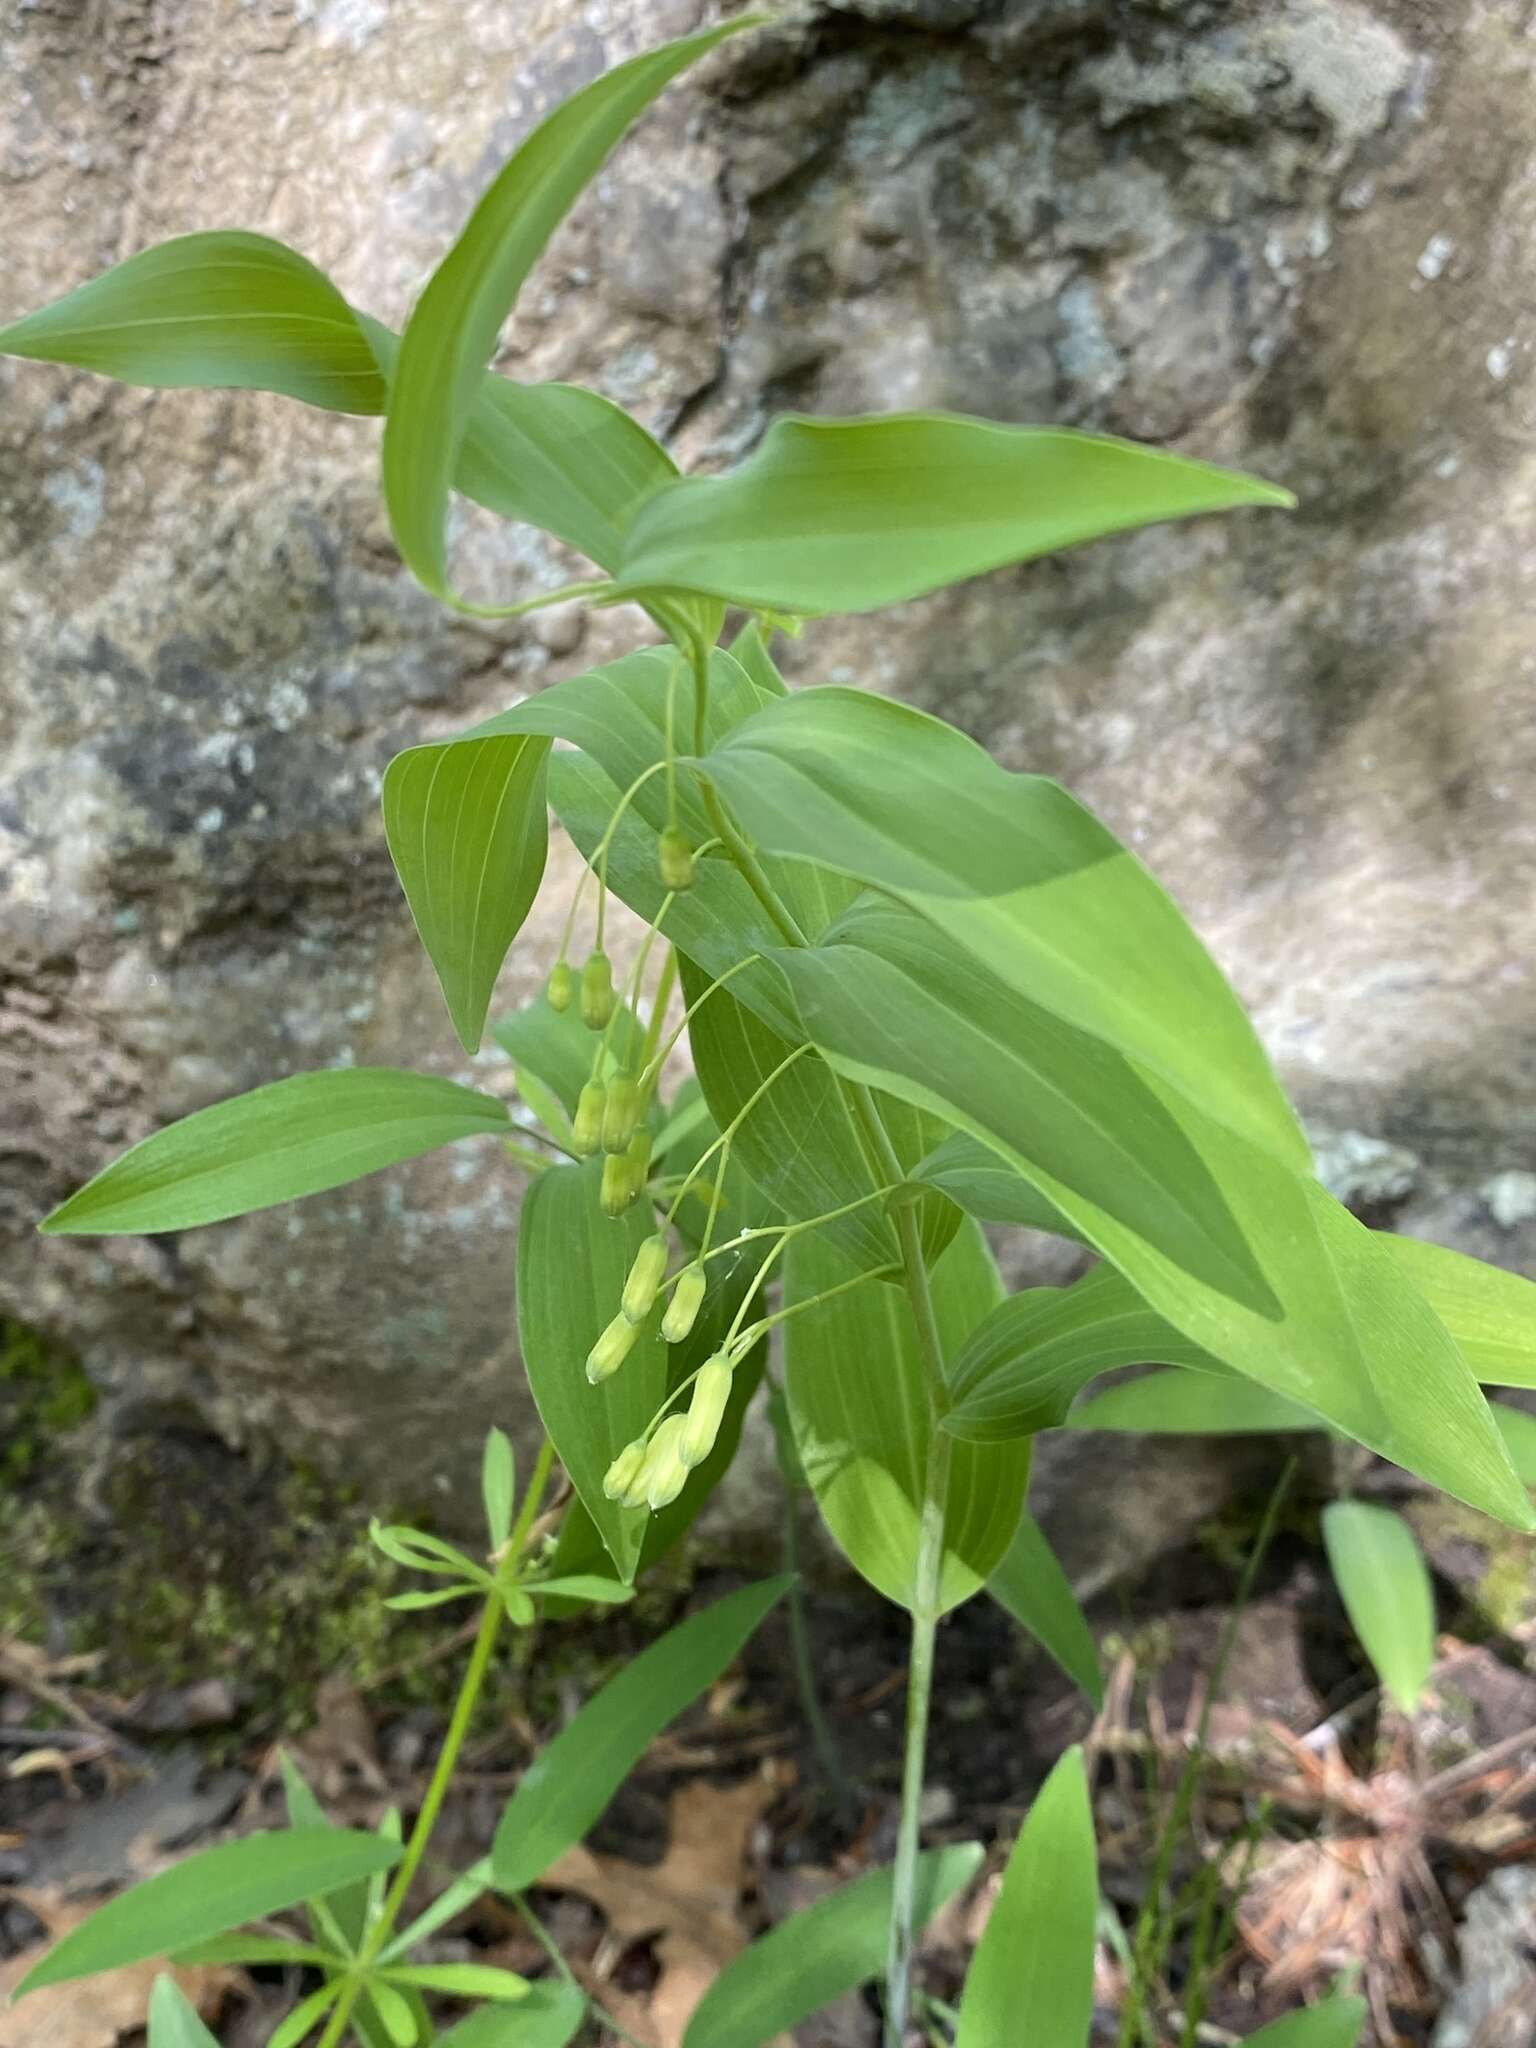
(0, 1888), (234, 2048)
(292, 1677), (387, 1798)
(542, 1763), (789, 2048)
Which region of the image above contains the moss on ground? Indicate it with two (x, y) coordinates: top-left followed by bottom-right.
(0, 1329), (706, 1744)
(0, 1318), (97, 1487)
(1403, 1493), (1536, 1636)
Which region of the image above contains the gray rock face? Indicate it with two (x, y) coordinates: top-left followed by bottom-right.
(2, 0), (1534, 1565)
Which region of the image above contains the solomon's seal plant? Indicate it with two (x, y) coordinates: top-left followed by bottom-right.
(6, 15), (1536, 2048)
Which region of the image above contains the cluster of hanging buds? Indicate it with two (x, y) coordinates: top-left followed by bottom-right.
(588, 1232), (688, 1383)
(600, 1346), (740, 1510)
(600, 1129), (651, 1217)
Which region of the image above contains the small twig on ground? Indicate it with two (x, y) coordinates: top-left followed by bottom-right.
(0, 1642), (119, 1743)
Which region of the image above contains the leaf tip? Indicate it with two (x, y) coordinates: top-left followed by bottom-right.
(1258, 480), (1299, 511)
(38, 1196), (82, 1236)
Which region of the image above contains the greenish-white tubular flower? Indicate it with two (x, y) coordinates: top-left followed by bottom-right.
(572, 1080), (606, 1157)
(622, 1233), (669, 1325)
(626, 1126), (652, 1185)
(601, 1075), (642, 1155)
(640, 1413), (691, 1511)
(679, 1356), (733, 1468)
(580, 949), (615, 1031)
(602, 1439), (646, 1501)
(586, 1310), (639, 1384)
(600, 1151), (637, 1218)
(617, 1459), (653, 1512)
(661, 1260), (708, 1344)
(546, 960), (575, 1014)
(658, 828), (694, 892)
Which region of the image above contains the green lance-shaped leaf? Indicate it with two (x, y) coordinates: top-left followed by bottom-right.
(700, 685), (1307, 1171)
(516, 1157), (668, 1581)
(1384, 1235), (1536, 1388)
(277, 1752), (378, 1970)
(41, 1068), (510, 1236)
(492, 723), (951, 1269)
(682, 1844), (984, 2048)
(491, 1577), (789, 1891)
(1065, 1367), (1318, 1436)
(1242, 1998), (1367, 2048)
(382, 730), (550, 1053)
(543, 1273), (770, 1602)
(727, 616), (791, 699)
(482, 1427), (516, 1552)
(381, 1962), (530, 2000)
(15, 1827), (401, 1995)
(501, 642), (836, 1038)
(955, 1747), (1098, 2048)
(916, 1131), (1087, 1242)
(784, 1220), (1030, 1612)
(0, 230), (680, 574)
(922, 1151), (1536, 1418)
(766, 910), (1532, 1528)
(440, 1981), (587, 2048)
(678, 954), (899, 1275)
(382, 15), (763, 608)
(1492, 1400), (1536, 1487)
(169, 1935), (336, 1968)
(1321, 1500), (1437, 1715)
(385, 642), (778, 1057)
(0, 231), (385, 411)
(986, 1513), (1104, 1708)
(268, 1986), (343, 2048)
(944, 1266), (1220, 1443)
(400, 340), (681, 572)
(610, 410), (1292, 617)
(147, 1978), (221, 2048)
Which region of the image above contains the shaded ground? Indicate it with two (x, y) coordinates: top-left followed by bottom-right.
(5, 1455), (1536, 2048)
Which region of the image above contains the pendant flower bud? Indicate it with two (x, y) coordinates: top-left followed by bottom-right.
(602, 1155), (638, 1212)
(622, 1233), (669, 1325)
(573, 1081), (606, 1158)
(546, 961), (575, 1013)
(639, 1413), (691, 1511)
(679, 1356), (732, 1468)
(586, 1310), (639, 1384)
(580, 949), (615, 1031)
(626, 1127), (653, 1181)
(602, 1075), (642, 1155)
(658, 828), (695, 892)
(661, 1261), (708, 1345)
(602, 1440), (646, 1501)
